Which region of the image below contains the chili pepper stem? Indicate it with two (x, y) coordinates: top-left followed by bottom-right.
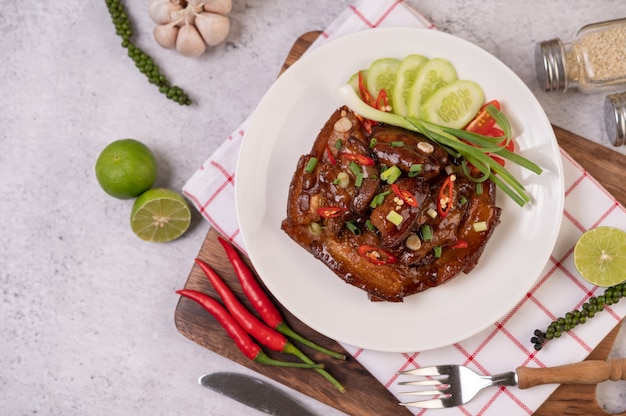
(277, 322), (346, 361)
(255, 351), (323, 369)
(283, 341), (345, 393)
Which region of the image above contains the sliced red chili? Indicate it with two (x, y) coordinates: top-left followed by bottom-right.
(391, 183), (418, 207)
(375, 89), (390, 111)
(357, 244), (397, 265)
(326, 143), (337, 166)
(341, 152), (375, 166)
(317, 206), (347, 218)
(358, 70), (376, 107)
(450, 240), (468, 249)
(437, 175), (455, 218)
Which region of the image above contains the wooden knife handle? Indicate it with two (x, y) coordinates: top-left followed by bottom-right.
(517, 358), (626, 389)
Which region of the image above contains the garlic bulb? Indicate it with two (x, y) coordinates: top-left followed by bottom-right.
(149, 0), (232, 57)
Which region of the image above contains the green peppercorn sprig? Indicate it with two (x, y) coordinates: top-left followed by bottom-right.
(104, 0), (192, 105)
(531, 283), (625, 351)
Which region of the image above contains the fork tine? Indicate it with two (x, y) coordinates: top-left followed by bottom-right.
(398, 389), (449, 396)
(399, 398), (447, 409)
(400, 366), (452, 376)
(398, 379), (447, 386)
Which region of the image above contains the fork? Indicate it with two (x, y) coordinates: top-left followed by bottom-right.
(397, 358), (626, 409)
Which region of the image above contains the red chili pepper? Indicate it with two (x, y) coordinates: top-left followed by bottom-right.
(176, 290), (321, 368)
(216, 237), (347, 363)
(390, 183), (418, 207)
(325, 143), (337, 166)
(341, 152), (375, 166)
(450, 240), (468, 249)
(194, 258), (288, 352)
(437, 175), (455, 218)
(358, 70), (376, 107)
(375, 89), (390, 111)
(357, 244), (397, 266)
(317, 206), (347, 218)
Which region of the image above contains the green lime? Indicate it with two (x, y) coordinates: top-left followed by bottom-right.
(95, 139), (157, 199)
(130, 188), (191, 242)
(574, 226), (626, 287)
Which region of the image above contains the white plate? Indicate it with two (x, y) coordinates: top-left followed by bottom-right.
(235, 28), (564, 352)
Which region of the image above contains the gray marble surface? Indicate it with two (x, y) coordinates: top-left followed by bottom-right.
(2, 1), (626, 415)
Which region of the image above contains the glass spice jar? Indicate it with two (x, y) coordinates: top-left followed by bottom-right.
(604, 92), (626, 146)
(535, 18), (626, 92)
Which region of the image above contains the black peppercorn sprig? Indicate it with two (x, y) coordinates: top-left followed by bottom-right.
(104, 0), (192, 105)
(531, 283), (625, 351)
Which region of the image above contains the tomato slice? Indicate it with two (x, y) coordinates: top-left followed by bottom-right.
(465, 100), (501, 134)
(391, 183), (418, 207)
(317, 206), (346, 218)
(357, 245), (397, 265)
(341, 152), (375, 166)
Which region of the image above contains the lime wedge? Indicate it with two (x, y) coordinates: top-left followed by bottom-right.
(392, 54), (428, 116)
(574, 226), (626, 287)
(130, 188), (191, 242)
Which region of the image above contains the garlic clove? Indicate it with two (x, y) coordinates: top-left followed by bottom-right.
(195, 12), (230, 46)
(176, 24), (206, 57)
(153, 22), (179, 49)
(149, 0), (183, 25)
(202, 0), (232, 15)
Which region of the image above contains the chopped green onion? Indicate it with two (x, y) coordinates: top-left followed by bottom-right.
(335, 171), (350, 188)
(369, 138), (377, 149)
(346, 220), (361, 235)
(473, 221), (488, 232)
(309, 222), (322, 236)
(349, 161), (361, 176)
(426, 208), (438, 219)
(370, 191), (390, 208)
(408, 163), (423, 177)
(304, 157), (318, 173)
(458, 196), (468, 207)
(365, 219), (377, 232)
(335, 139), (343, 149)
(391, 141), (405, 147)
(380, 165), (401, 184)
(433, 246), (442, 258)
(420, 224), (433, 242)
(476, 182), (483, 195)
(386, 210), (403, 226)
(355, 172), (364, 187)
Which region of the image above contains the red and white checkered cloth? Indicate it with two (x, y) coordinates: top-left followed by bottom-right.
(184, 1), (626, 414)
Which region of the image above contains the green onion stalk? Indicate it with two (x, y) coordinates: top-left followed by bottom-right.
(337, 85), (543, 207)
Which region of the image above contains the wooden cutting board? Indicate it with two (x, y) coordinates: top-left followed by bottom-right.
(174, 31), (626, 416)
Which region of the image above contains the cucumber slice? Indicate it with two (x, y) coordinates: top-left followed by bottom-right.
(392, 54), (429, 116)
(407, 58), (458, 118)
(366, 58), (400, 108)
(418, 80), (485, 129)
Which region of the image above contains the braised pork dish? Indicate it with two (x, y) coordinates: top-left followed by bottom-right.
(281, 106), (502, 302)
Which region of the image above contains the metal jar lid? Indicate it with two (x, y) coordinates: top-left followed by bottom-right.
(535, 38), (568, 92)
(604, 92), (626, 146)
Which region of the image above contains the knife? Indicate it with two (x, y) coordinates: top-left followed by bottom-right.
(199, 372), (318, 416)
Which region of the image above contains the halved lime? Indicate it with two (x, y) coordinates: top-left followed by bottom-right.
(418, 80), (485, 129)
(392, 54), (428, 116)
(130, 188), (191, 242)
(574, 226), (626, 287)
